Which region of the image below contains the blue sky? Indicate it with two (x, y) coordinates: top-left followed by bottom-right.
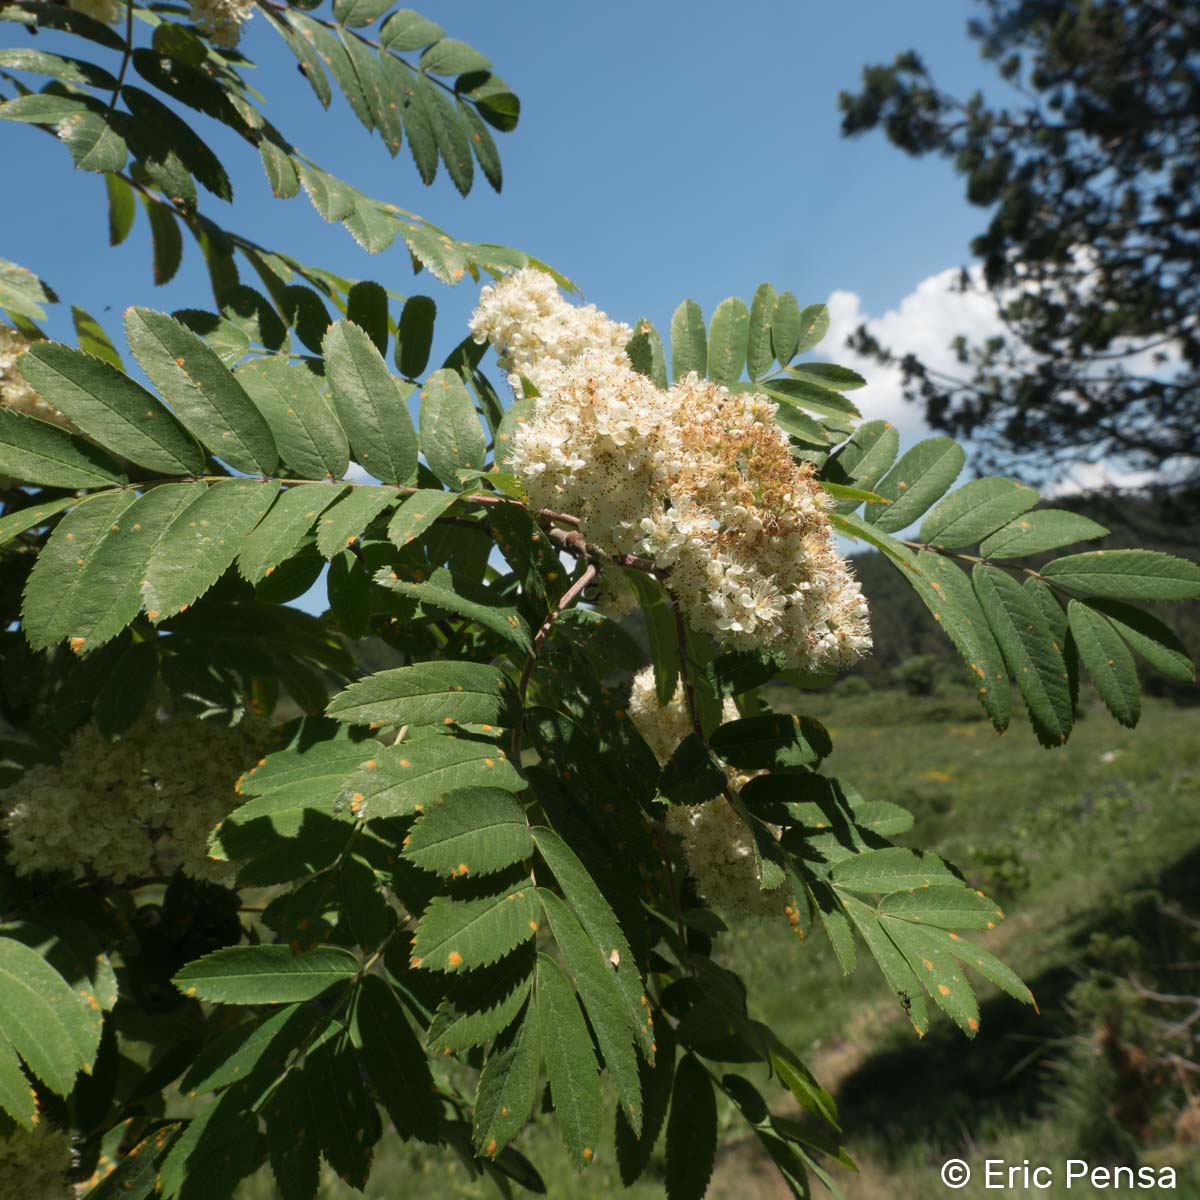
(3, 0), (995, 376)
(3, 2), (1008, 605)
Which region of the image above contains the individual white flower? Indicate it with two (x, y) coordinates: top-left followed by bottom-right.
(0, 1124), (73, 1200)
(188, 0), (254, 47)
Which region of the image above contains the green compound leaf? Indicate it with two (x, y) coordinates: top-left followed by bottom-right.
(419, 369), (486, 486)
(979, 508), (1109, 559)
(337, 737), (523, 821)
(1088, 599), (1195, 683)
(47, 481), (205, 652)
(237, 484), (342, 584)
(386, 487), (457, 548)
(473, 1002), (540, 1156)
(323, 320), (418, 485)
(840, 894), (930, 1037)
(411, 882), (539, 973)
(21, 490), (137, 651)
(539, 888), (643, 1136)
(181, 1003), (319, 1095)
(866, 435), (965, 533)
(428, 951), (533, 1053)
(0, 408), (124, 489)
(0, 933), (99, 1097)
(795, 302), (832, 355)
(768, 290), (802, 366)
(831, 847), (961, 894)
(173, 945), (358, 1004)
(328, 660), (519, 729)
(71, 305), (122, 369)
(140, 479), (281, 621)
(879, 886), (1005, 931)
(124, 308), (278, 475)
(234, 358), (350, 481)
(745, 282), (778, 381)
(264, 1070), (320, 1200)
(303, 1028), (380, 1189)
(626, 317), (668, 389)
(706, 296), (749, 387)
(931, 924), (1037, 1008)
(1068, 600), (1141, 728)
(377, 571), (532, 651)
(21, 342), (204, 474)
(395, 294), (437, 378)
(316, 485), (398, 557)
(659, 733), (725, 806)
(669, 299), (706, 382)
(355, 974), (439, 1142)
(537, 951), (603, 1170)
(919, 476), (1039, 550)
(710, 713), (832, 770)
(882, 918), (980, 1037)
(1040, 549), (1200, 603)
(531, 827), (651, 1060)
(665, 1054), (717, 1200)
(824, 419), (899, 511)
(0, 491), (81, 545)
(616, 1020), (676, 1186)
(908, 549), (1012, 731)
(0, 1036), (35, 1129)
(404, 788), (533, 878)
(973, 563), (1073, 747)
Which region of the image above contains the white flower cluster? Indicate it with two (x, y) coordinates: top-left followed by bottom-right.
(67, 0), (121, 24)
(188, 0), (254, 47)
(468, 268), (632, 395)
(0, 1125), (73, 1200)
(2, 713), (262, 884)
(469, 271), (872, 674)
(629, 668), (784, 921)
(0, 326), (75, 432)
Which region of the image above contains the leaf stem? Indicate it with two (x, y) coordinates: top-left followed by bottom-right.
(104, 0), (135, 120)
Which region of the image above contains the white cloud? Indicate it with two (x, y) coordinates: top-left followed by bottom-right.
(823, 265), (1005, 451)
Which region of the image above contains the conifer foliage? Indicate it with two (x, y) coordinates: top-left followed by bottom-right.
(1, 3), (1198, 1197)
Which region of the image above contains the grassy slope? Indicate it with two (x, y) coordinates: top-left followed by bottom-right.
(238, 687), (1200, 1200)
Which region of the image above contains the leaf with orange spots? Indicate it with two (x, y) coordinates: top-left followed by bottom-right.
(879, 885), (1004, 931)
(0, 1036), (36, 1129)
(235, 357), (350, 481)
(427, 948), (533, 1053)
(21, 340), (205, 474)
(172, 944), (358, 1005)
(538, 952), (603, 1171)
(420, 368), (487, 486)
(124, 307), (279, 476)
(386, 486), (458, 549)
(919, 475), (1039, 550)
(882, 918), (981, 1037)
(473, 1000), (540, 1156)
(539, 889), (643, 1136)
(1069, 599), (1142, 728)
(411, 881), (538, 974)
(404, 786), (532, 878)
(0, 406), (125, 491)
(979, 507), (1108, 558)
(180, 1003), (318, 1096)
(839, 895), (929, 1037)
(865, 435), (964, 533)
(823, 419), (899, 511)
(338, 735), (522, 820)
(831, 846), (960, 895)
(315, 484), (398, 558)
(0, 934), (100, 1097)
(974, 563), (1073, 747)
(237, 484), (343, 585)
(139, 479), (281, 622)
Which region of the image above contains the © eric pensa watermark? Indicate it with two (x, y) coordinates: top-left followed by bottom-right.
(940, 1158), (1178, 1191)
